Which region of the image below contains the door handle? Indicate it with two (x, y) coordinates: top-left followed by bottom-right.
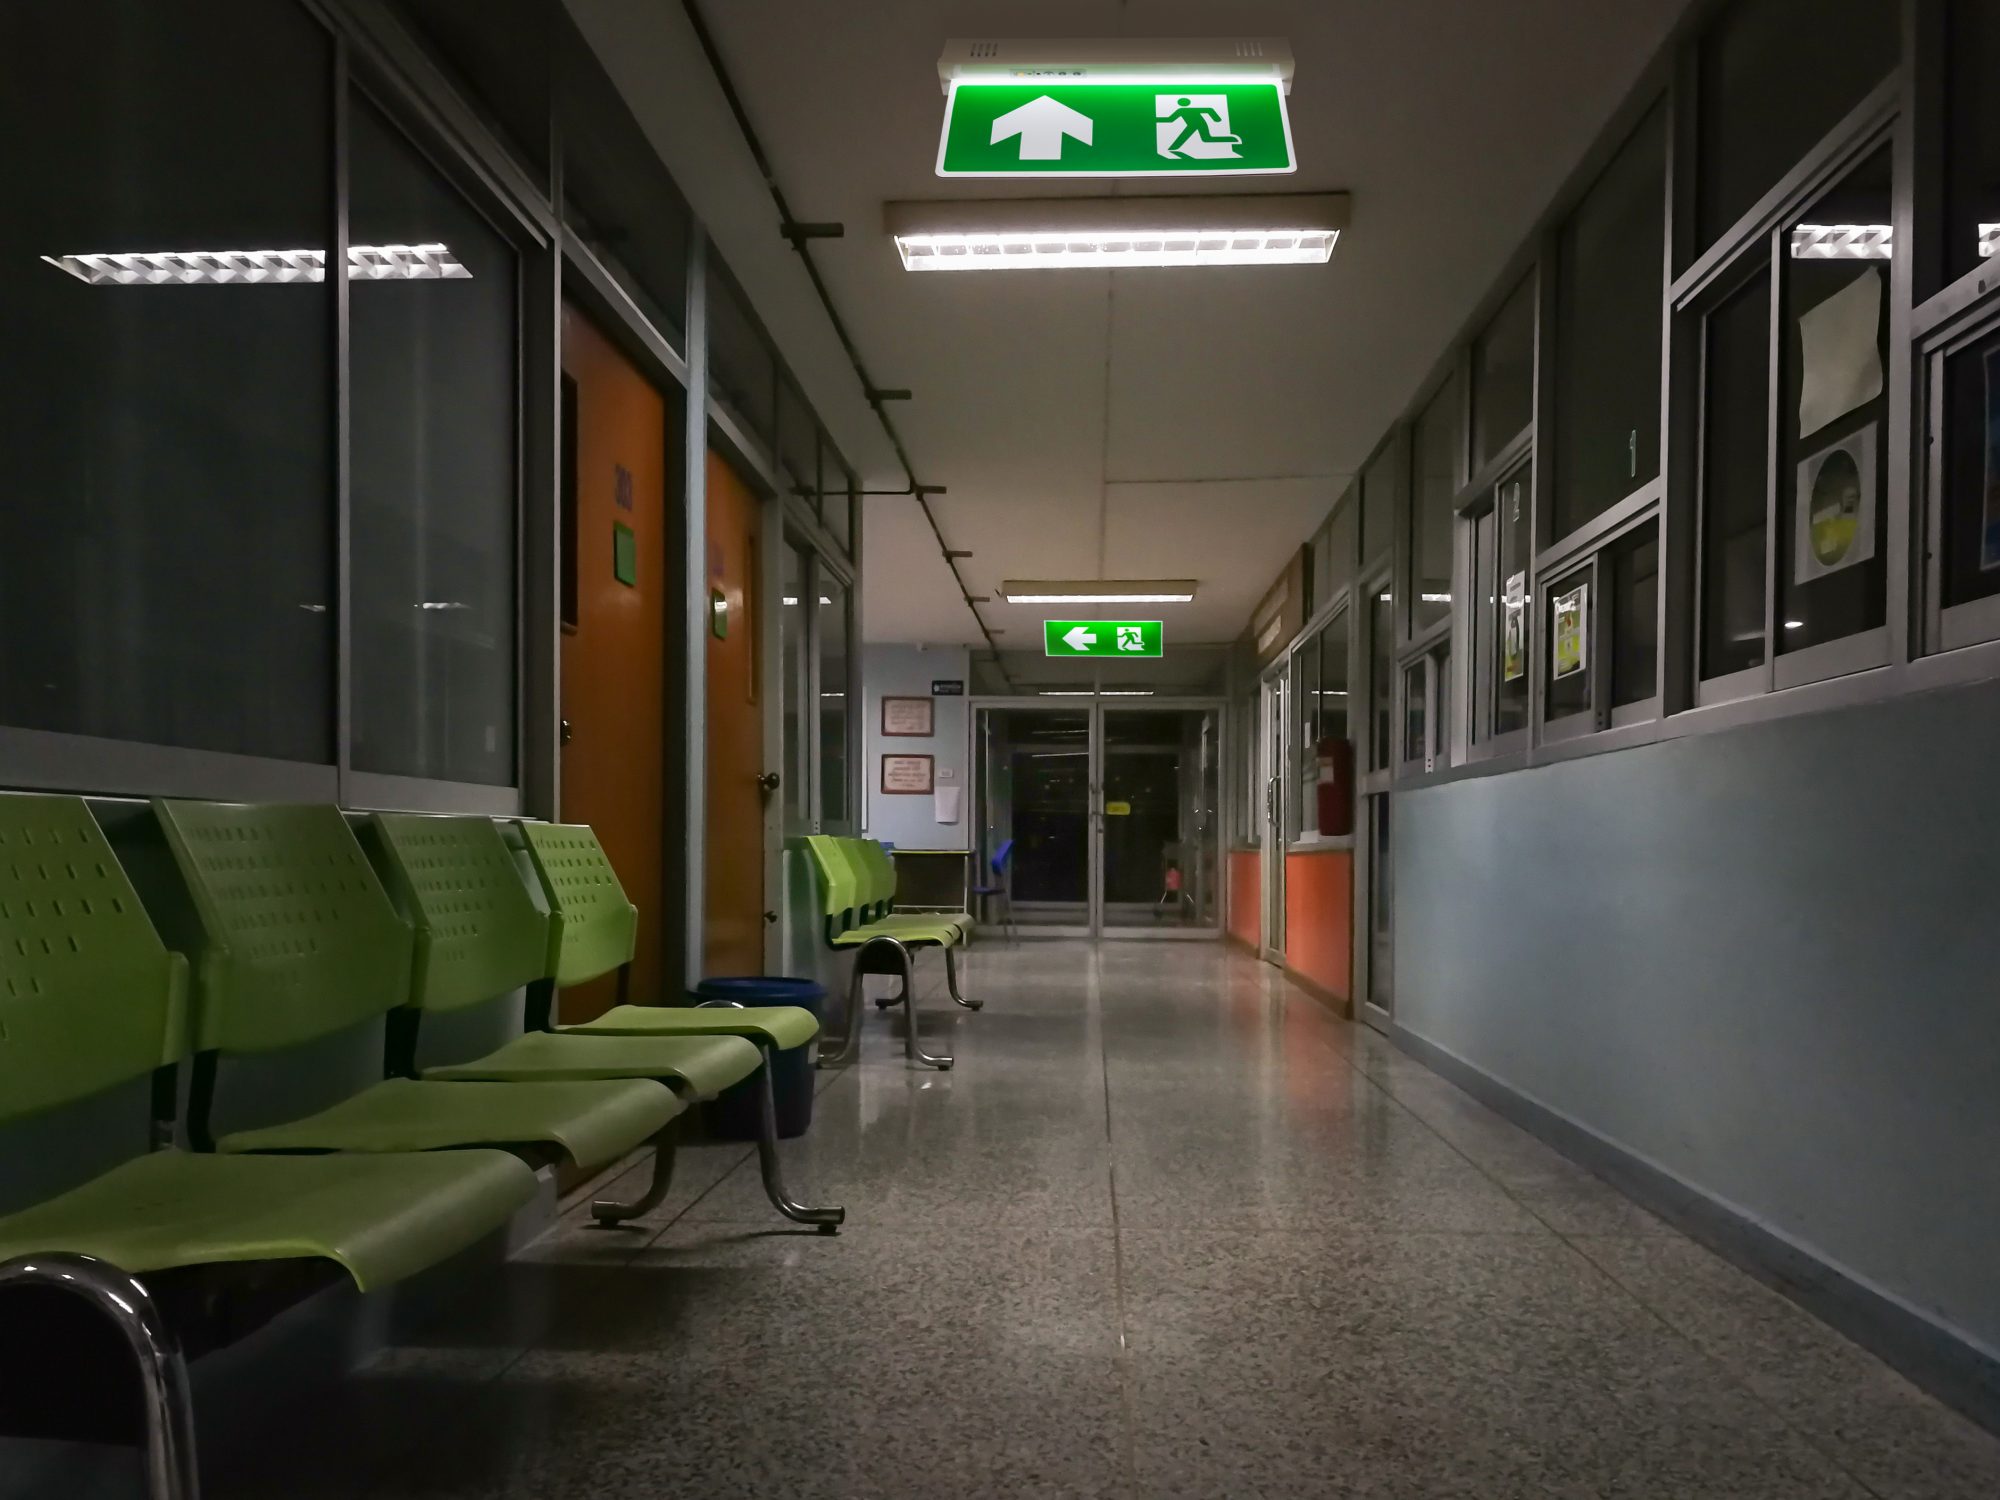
(758, 772), (781, 794)
(763, 910), (779, 924)
(560, 718), (573, 745)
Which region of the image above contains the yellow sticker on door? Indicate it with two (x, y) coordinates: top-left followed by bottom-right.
(1105, 800), (1132, 816)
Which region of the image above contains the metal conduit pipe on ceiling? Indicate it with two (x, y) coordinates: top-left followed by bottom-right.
(680, 0), (1012, 688)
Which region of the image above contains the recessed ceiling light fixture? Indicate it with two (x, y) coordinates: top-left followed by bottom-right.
(1003, 579), (1197, 604)
(42, 243), (471, 286)
(1037, 689), (1155, 697)
(885, 194), (1347, 272)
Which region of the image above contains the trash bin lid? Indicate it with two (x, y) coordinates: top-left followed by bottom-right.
(690, 975), (827, 1005)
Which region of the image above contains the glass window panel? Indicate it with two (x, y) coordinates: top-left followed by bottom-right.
(1471, 509), (1496, 741)
(1940, 322), (2000, 613)
(1289, 641), (1314, 839)
(1494, 469), (1531, 736)
(1945, 0), (2000, 290)
(1367, 795), (1392, 1005)
(1695, 0), (1898, 253)
(1435, 647), (1452, 760)
(777, 379), (817, 508)
(1411, 375), (1462, 633)
(1610, 524), (1660, 707)
(1401, 661), (1428, 764)
(1700, 271), (1774, 681)
(1777, 148), (1890, 656)
(1316, 611), (1351, 750)
(1327, 491), (1357, 603)
(707, 265), (775, 447)
(349, 96), (518, 786)
(1368, 587), (1394, 770)
(817, 574), (849, 826)
(0, 0), (333, 762)
(781, 544), (808, 826)
(1361, 444), (1399, 563)
(1554, 104), (1666, 542)
(1545, 567), (1593, 721)
(1472, 277), (1535, 468)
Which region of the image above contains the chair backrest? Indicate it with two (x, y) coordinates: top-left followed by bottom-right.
(853, 839), (898, 910)
(515, 822), (636, 986)
(991, 838), (1015, 876)
(152, 801), (412, 1054)
(803, 835), (859, 928)
(0, 794), (190, 1123)
(369, 814), (551, 1011)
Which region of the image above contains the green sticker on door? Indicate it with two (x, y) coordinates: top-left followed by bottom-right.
(612, 522), (637, 588)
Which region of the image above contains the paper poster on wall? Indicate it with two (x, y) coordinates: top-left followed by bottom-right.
(1794, 424), (1878, 584)
(1984, 349), (2000, 572)
(1501, 572), (1526, 682)
(880, 753), (934, 795)
(1797, 269), (1884, 438)
(880, 695), (934, 737)
(1551, 581), (1588, 680)
(933, 785), (962, 824)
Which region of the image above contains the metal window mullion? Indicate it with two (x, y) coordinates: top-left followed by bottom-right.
(333, 38), (354, 805)
(1884, 23), (1920, 669)
(681, 232), (710, 988)
(1759, 230), (1782, 696)
(1658, 59), (1690, 717)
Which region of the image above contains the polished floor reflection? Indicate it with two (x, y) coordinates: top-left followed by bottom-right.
(197, 943), (1997, 1498)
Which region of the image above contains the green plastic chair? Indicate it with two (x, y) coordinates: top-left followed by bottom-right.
(511, 821), (843, 1231)
(849, 838), (971, 942)
(148, 801), (684, 1228)
(0, 794), (537, 1496)
(803, 836), (961, 1070)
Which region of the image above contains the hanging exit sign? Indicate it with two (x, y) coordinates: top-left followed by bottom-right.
(937, 82), (1295, 177)
(1044, 620), (1164, 658)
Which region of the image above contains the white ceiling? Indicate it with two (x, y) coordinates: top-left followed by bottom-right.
(567, 0), (1692, 649)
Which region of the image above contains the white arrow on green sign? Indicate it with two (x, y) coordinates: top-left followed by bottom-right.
(1044, 620), (1164, 658)
(938, 81), (1295, 177)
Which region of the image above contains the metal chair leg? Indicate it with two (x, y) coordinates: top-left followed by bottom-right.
(818, 957), (867, 1068)
(752, 1048), (844, 1232)
(898, 943), (953, 1070)
(590, 1126), (679, 1226)
(0, 1254), (200, 1500)
(945, 945), (981, 1010)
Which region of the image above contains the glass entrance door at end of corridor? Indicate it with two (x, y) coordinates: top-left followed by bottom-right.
(1357, 573), (1395, 1032)
(973, 704), (1093, 933)
(1097, 705), (1222, 938)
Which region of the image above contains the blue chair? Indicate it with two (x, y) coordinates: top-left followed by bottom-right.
(971, 839), (1017, 943)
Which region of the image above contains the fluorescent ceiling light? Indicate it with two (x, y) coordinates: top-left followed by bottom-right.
(782, 596), (835, 605)
(42, 243), (470, 286)
(1789, 224), (1893, 260)
(937, 38), (1295, 93)
(1037, 689), (1154, 696)
(885, 194), (1346, 272)
(1003, 579), (1197, 604)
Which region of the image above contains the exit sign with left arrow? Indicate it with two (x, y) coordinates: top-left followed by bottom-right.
(1044, 620), (1164, 658)
(937, 82), (1295, 177)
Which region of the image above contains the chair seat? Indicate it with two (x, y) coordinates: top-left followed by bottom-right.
(216, 1077), (684, 1173)
(561, 1005), (818, 1052)
(877, 913), (968, 938)
(422, 1031), (763, 1100)
(0, 1148), (536, 1292)
(831, 922), (959, 948)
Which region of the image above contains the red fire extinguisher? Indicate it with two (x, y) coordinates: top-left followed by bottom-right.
(1315, 738), (1354, 837)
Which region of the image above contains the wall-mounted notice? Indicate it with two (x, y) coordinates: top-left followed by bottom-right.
(931, 679), (965, 696)
(880, 753), (935, 795)
(1551, 582), (1588, 680)
(1502, 572), (1526, 683)
(1795, 423), (1878, 584)
(881, 696), (934, 737)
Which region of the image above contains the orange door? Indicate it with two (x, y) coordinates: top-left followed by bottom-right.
(704, 450), (765, 975)
(559, 307), (668, 1022)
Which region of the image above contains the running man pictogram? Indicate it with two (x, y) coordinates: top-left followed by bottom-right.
(1156, 94), (1242, 159)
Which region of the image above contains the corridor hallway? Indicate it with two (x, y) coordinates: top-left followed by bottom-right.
(187, 945), (1997, 1500)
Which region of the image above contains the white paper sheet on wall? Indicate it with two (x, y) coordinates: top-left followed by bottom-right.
(933, 785), (962, 825)
(1798, 270), (1883, 438)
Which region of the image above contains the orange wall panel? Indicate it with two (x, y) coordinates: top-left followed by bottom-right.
(1284, 850), (1353, 1004)
(1227, 849), (1261, 949)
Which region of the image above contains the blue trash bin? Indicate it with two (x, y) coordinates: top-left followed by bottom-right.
(692, 976), (826, 1140)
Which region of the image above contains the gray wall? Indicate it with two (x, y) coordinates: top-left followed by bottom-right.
(1397, 677), (2000, 1357)
(861, 644), (970, 851)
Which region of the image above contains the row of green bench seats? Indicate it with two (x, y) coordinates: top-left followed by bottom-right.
(0, 797), (838, 1500)
(804, 835), (979, 1071)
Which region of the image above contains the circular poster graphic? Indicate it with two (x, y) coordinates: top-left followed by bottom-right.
(1809, 447), (1863, 568)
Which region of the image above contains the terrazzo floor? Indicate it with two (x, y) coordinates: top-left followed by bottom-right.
(201, 942), (2000, 1498)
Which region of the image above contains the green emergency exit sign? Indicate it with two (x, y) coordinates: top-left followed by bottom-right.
(937, 82), (1295, 177)
(1043, 620), (1164, 658)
